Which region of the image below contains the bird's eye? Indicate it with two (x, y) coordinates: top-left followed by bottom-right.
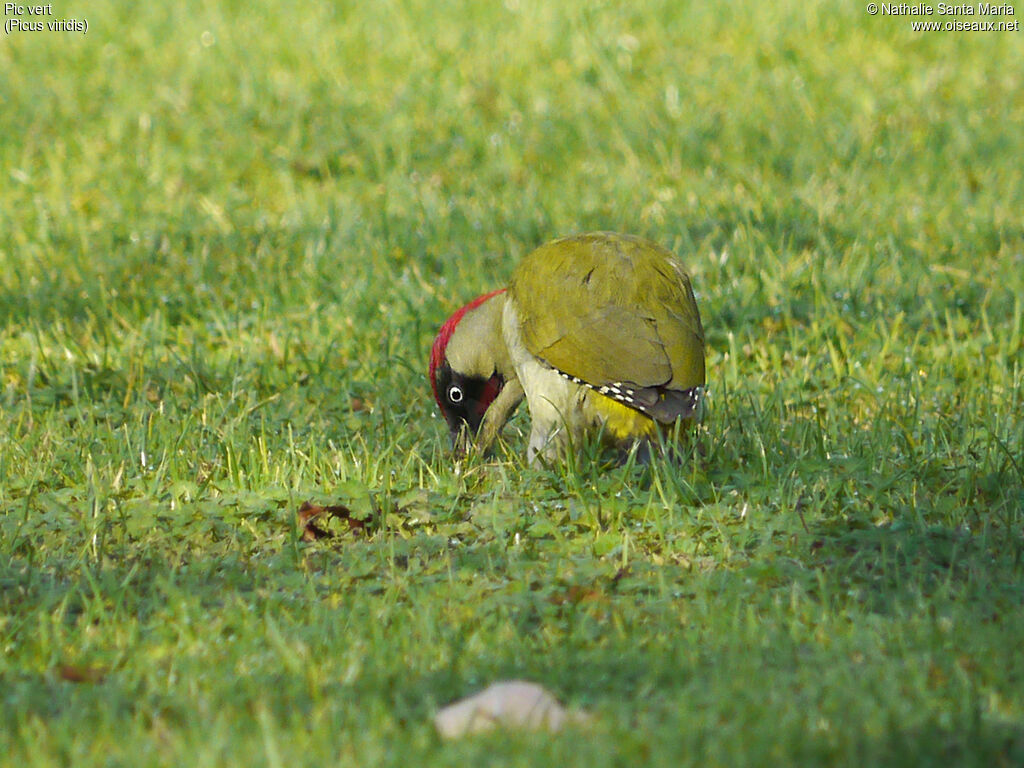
(447, 385), (464, 403)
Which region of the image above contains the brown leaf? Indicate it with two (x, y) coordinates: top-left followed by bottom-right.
(58, 664), (107, 684)
(298, 501), (332, 540)
(549, 585), (606, 606)
(298, 501), (366, 541)
(297, 501), (320, 524)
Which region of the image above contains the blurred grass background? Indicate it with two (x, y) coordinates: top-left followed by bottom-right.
(1, 0), (1022, 765)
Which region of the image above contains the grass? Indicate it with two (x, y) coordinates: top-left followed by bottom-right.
(1, 0), (1023, 764)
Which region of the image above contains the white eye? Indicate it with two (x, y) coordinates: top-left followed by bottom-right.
(447, 385), (464, 403)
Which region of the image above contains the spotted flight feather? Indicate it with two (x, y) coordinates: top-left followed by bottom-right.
(553, 367), (703, 422)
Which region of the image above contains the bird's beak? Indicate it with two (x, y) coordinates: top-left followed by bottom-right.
(451, 423), (474, 458)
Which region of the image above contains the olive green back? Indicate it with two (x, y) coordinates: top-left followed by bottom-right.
(508, 232), (705, 390)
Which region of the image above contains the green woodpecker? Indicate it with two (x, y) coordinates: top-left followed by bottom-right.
(430, 232), (705, 462)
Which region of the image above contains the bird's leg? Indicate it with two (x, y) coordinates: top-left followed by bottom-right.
(474, 377), (525, 455)
(626, 439), (653, 466)
(527, 421), (565, 465)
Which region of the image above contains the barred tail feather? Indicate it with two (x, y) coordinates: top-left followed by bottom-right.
(644, 386), (704, 423)
(552, 363), (704, 424)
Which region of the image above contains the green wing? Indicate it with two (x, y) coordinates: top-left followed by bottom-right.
(509, 232), (705, 392)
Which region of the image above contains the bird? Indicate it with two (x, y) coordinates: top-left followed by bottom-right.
(429, 232), (706, 463)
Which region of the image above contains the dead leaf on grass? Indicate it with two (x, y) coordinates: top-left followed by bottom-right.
(298, 501), (366, 541)
(57, 664), (108, 684)
(548, 585), (606, 606)
(434, 680), (590, 739)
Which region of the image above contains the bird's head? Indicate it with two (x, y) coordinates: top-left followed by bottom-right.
(429, 288), (509, 448)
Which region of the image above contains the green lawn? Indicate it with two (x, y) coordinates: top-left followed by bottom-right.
(1, 0), (1023, 765)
